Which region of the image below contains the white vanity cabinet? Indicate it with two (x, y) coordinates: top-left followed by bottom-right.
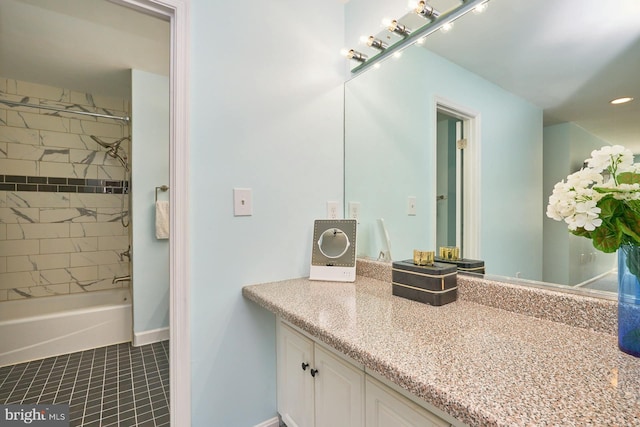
(277, 319), (453, 427)
(365, 376), (449, 427)
(277, 321), (365, 427)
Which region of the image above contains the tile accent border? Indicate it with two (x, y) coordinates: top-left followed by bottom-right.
(0, 175), (129, 194)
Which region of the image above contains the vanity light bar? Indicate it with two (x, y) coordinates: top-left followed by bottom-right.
(347, 0), (490, 75)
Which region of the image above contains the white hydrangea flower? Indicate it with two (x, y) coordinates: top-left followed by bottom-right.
(586, 145), (634, 173)
(566, 168), (603, 187)
(569, 200), (602, 231)
(547, 145), (640, 238)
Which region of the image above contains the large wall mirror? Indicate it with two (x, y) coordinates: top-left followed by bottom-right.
(344, 0), (640, 297)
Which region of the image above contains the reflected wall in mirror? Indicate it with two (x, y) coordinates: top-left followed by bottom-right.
(344, 0), (640, 296)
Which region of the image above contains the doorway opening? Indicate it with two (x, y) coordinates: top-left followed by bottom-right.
(434, 100), (480, 259)
(109, 1), (190, 425)
(436, 111), (463, 252)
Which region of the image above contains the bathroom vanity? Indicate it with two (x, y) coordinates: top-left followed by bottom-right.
(243, 260), (640, 426)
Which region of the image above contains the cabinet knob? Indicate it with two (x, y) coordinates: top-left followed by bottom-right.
(301, 362), (309, 371)
(310, 369), (319, 377)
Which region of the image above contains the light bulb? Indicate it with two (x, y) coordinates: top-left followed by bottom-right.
(610, 97), (634, 105)
(414, 1), (440, 20)
(340, 49), (368, 63)
(441, 22), (454, 33)
(361, 36), (388, 50)
(384, 18), (411, 36)
(473, 2), (488, 14)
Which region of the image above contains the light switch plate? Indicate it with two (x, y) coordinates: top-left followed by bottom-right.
(407, 196), (417, 216)
(233, 188), (252, 216)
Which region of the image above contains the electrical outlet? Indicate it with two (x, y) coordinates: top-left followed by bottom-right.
(327, 201), (339, 219)
(348, 202), (361, 221)
(407, 196), (417, 216)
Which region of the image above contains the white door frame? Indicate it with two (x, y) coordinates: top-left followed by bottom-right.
(434, 97), (481, 259)
(110, 0), (191, 425)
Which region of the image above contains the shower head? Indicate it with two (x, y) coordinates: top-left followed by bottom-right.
(90, 135), (130, 172)
(90, 135), (130, 150)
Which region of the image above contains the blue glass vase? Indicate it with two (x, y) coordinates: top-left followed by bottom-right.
(618, 245), (640, 357)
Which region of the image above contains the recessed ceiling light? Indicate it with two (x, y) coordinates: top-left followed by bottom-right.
(610, 97), (634, 105)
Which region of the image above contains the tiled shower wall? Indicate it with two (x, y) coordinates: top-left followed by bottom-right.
(0, 77), (131, 301)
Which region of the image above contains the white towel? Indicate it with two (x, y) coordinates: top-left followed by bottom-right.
(155, 200), (170, 239)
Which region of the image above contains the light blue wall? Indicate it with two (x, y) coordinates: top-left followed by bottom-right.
(189, 1), (345, 425)
(542, 124), (571, 284)
(131, 69), (170, 336)
(345, 44), (543, 279)
(543, 122), (615, 285)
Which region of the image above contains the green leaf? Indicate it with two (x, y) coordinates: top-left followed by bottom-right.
(592, 222), (622, 253)
(570, 227), (592, 238)
(623, 245), (640, 276)
(619, 211), (640, 244)
(618, 172), (640, 185)
(598, 196), (623, 219)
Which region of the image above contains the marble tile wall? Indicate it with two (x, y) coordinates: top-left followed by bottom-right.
(0, 77), (131, 300)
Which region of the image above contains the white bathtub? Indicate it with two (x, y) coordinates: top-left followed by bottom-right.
(0, 289), (132, 367)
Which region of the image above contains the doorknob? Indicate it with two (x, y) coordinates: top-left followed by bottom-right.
(301, 362), (309, 371)
(310, 368), (319, 377)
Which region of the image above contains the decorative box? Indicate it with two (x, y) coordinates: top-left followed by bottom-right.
(391, 260), (457, 306)
(434, 258), (485, 274)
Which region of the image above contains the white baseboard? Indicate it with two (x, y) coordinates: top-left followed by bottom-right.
(133, 326), (170, 347)
(253, 416), (279, 427)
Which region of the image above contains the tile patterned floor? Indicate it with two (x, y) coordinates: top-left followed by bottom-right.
(0, 341), (169, 426)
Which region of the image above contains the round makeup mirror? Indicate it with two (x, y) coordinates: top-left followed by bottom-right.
(318, 228), (351, 259)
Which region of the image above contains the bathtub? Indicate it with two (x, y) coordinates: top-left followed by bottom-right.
(0, 289), (132, 367)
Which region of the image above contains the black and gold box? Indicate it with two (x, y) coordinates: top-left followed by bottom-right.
(391, 260), (457, 306)
(434, 258), (485, 274)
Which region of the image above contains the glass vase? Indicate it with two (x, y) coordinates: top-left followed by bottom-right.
(617, 245), (640, 357)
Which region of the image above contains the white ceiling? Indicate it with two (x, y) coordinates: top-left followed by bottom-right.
(421, 0), (640, 149)
(1, 0), (638, 151)
(0, 0), (169, 99)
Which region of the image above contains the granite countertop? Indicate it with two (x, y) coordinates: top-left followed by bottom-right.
(243, 271), (640, 427)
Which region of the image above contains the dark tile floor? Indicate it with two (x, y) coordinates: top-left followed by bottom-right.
(0, 341), (169, 426)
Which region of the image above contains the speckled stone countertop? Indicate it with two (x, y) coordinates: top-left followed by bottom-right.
(243, 264), (640, 427)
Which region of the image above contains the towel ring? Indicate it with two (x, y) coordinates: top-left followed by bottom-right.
(155, 185), (169, 202)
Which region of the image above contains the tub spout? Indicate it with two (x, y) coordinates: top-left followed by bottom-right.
(113, 275), (131, 284)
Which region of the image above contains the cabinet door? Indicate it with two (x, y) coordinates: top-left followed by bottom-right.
(314, 346), (365, 427)
(278, 323), (314, 427)
(365, 377), (449, 427)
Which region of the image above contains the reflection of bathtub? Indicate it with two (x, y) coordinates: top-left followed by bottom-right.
(0, 289), (132, 367)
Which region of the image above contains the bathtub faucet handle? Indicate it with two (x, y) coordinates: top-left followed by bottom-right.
(120, 245), (131, 262)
